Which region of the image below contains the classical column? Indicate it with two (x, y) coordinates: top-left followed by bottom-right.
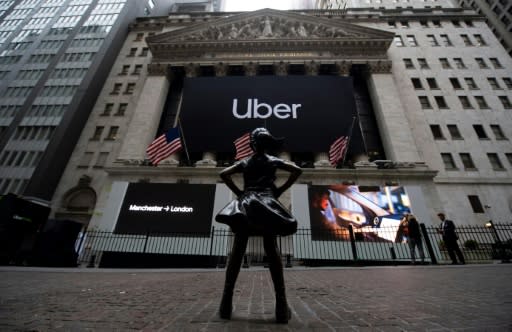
(195, 151), (217, 168)
(365, 60), (420, 162)
(244, 62), (258, 76)
(117, 63), (177, 165)
(314, 152), (332, 169)
(305, 61), (319, 76)
(335, 61), (351, 76)
(214, 62), (228, 77)
(274, 61), (289, 76)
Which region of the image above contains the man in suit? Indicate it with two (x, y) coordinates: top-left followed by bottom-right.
(437, 212), (465, 265)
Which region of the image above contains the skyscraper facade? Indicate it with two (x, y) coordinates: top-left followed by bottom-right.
(0, 0), (169, 203)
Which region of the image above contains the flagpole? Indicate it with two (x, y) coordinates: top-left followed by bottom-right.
(340, 116), (357, 168)
(174, 90), (191, 166)
(356, 113), (368, 157)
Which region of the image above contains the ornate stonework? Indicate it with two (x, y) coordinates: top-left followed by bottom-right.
(146, 8), (394, 63)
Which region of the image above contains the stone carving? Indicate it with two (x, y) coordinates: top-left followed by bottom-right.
(185, 16), (359, 41)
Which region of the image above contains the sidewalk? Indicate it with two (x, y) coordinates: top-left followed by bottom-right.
(1, 264), (511, 331)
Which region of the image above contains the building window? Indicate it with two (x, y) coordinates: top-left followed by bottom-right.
(78, 152), (93, 168)
(464, 20), (473, 27)
(473, 34), (486, 46)
(459, 96), (473, 109)
(407, 35), (418, 46)
(140, 47), (149, 56)
(411, 78), (423, 89)
(388, 21), (396, 28)
(400, 21), (409, 28)
(474, 96), (489, 109)
(430, 124), (444, 139)
(94, 152), (108, 168)
(128, 48), (137, 56)
(459, 153), (476, 169)
(499, 96), (512, 108)
(116, 103), (127, 116)
(502, 78), (512, 89)
(394, 36), (404, 47)
(427, 78), (439, 89)
(487, 78), (502, 90)
(418, 58), (429, 69)
(452, 20), (461, 27)
(505, 153), (512, 167)
(432, 20), (441, 28)
(450, 77), (462, 89)
(427, 34), (439, 46)
(441, 153), (457, 169)
(489, 58), (503, 69)
(464, 77), (478, 89)
(403, 58), (414, 69)
(473, 125), (488, 139)
(111, 83), (122, 94)
(440, 34), (452, 46)
(132, 64), (143, 75)
(467, 195), (484, 213)
(91, 126), (104, 140)
(487, 153), (505, 170)
(101, 103), (113, 116)
(454, 58), (466, 69)
(447, 125), (463, 139)
(490, 124), (507, 140)
(119, 65), (129, 75)
(134, 32), (144, 41)
(460, 34), (473, 46)
(440, 58), (451, 69)
(419, 96), (432, 109)
(434, 96), (448, 109)
(420, 20), (428, 28)
(124, 83), (135, 94)
(475, 58), (488, 68)
(105, 126), (119, 140)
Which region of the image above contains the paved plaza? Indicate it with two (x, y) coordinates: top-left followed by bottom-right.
(0, 264), (511, 331)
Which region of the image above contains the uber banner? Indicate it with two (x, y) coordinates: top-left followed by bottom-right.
(179, 76), (357, 153)
(114, 183), (215, 235)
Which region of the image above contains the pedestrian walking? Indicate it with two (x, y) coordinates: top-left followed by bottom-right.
(437, 212), (465, 265)
(406, 214), (425, 264)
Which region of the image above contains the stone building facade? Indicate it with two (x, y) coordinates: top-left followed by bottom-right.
(50, 6), (512, 231)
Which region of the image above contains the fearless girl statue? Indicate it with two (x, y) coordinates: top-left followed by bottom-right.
(215, 127), (302, 324)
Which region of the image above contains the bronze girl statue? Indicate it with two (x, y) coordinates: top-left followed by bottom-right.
(215, 127), (302, 324)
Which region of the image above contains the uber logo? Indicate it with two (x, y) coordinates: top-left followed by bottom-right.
(232, 98), (302, 119)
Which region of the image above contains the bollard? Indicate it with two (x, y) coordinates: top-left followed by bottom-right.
(87, 254), (96, 268)
(389, 247), (397, 260)
(285, 254), (292, 268)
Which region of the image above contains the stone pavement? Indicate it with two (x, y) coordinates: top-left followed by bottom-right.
(0, 264), (511, 331)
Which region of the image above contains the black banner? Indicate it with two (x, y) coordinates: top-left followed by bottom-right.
(179, 76), (357, 153)
(114, 183), (215, 235)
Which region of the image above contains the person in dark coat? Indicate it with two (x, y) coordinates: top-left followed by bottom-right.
(406, 214), (425, 264)
(437, 212), (465, 264)
(215, 127), (302, 324)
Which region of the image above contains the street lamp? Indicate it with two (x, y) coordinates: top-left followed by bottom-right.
(485, 218), (510, 264)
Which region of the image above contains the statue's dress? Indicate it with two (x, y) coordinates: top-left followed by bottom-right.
(215, 154), (298, 236)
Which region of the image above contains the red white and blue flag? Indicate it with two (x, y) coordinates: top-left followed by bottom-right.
(234, 132), (254, 160)
(146, 127), (182, 166)
(329, 136), (348, 167)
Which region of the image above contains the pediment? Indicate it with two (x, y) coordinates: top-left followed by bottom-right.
(147, 8), (394, 62)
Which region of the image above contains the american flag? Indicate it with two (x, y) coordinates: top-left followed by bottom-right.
(146, 127), (182, 166)
(234, 132), (254, 160)
(328, 136), (349, 167)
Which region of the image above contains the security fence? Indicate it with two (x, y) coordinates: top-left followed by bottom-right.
(75, 223), (512, 268)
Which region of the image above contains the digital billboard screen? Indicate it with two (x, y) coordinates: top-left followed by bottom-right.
(308, 185), (411, 242)
(179, 76), (357, 153)
(114, 183), (216, 236)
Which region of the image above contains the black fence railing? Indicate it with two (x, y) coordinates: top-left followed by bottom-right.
(75, 223), (512, 268)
